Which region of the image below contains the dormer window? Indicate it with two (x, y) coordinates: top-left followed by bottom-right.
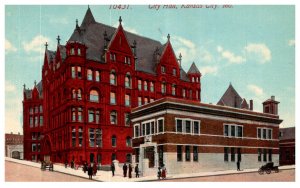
(70, 48), (75, 55)
(161, 66), (166, 74)
(125, 56), (131, 65)
(110, 53), (116, 62)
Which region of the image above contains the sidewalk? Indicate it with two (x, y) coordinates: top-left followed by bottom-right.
(5, 157), (295, 182)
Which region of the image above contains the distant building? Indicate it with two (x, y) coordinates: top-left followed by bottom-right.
(5, 133), (24, 159)
(131, 85), (282, 175)
(279, 127), (295, 165)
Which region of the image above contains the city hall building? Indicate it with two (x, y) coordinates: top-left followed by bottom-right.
(22, 7), (201, 165)
(131, 86), (282, 175)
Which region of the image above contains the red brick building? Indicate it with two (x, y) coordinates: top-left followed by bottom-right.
(22, 7), (201, 165)
(279, 127), (295, 166)
(131, 88), (282, 175)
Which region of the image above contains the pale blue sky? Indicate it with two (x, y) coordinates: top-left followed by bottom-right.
(5, 5), (295, 133)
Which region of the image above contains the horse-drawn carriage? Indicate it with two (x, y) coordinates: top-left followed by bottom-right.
(258, 162), (279, 174)
(41, 160), (54, 171)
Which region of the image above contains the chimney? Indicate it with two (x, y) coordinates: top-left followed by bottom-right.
(271, 96), (275, 100)
(250, 100), (253, 111)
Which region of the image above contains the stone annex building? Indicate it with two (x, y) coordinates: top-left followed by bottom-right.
(22, 7), (201, 165)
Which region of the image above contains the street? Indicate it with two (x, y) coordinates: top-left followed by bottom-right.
(5, 161), (93, 182)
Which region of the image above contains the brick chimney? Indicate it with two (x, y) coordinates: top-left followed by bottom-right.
(250, 99), (253, 111)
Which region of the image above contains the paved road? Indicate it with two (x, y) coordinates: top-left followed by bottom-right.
(5, 161), (93, 182)
(158, 169), (295, 182)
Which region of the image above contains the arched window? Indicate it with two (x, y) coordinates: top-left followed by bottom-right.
(70, 48), (75, 55)
(172, 84), (176, 96)
(125, 73), (131, 88)
(78, 89), (82, 100)
(192, 77), (195, 82)
(110, 111), (117, 124)
(87, 69), (93, 81)
(112, 135), (117, 147)
(90, 90), (99, 102)
(110, 70), (116, 85)
(126, 136), (132, 147)
(161, 82), (166, 94)
(125, 94), (130, 106)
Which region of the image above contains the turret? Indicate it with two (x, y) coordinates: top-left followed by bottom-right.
(263, 96), (279, 115)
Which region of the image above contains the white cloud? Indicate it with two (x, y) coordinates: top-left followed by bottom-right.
(288, 39), (295, 46)
(23, 35), (51, 53)
(247, 84), (264, 96)
(5, 39), (17, 53)
(199, 66), (218, 76)
(5, 81), (16, 92)
(244, 43), (271, 64)
(217, 45), (245, 64)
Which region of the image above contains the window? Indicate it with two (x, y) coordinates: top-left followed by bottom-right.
(126, 137), (131, 147)
(89, 128), (95, 147)
(258, 128), (261, 139)
(138, 97), (142, 106)
(125, 94), (130, 106)
(177, 145), (182, 161)
(231, 125), (236, 137)
(176, 119), (183, 133)
(72, 89), (76, 99)
(32, 143), (37, 152)
(138, 80), (142, 91)
(70, 48), (75, 55)
(224, 125), (229, 136)
(125, 73), (131, 88)
(263, 129), (267, 139)
(110, 53), (116, 61)
(193, 146), (198, 161)
(172, 84), (176, 96)
(173, 68), (176, 76)
(193, 121), (200, 135)
(161, 66), (166, 74)
(96, 110), (100, 123)
(71, 67), (76, 78)
(88, 110), (94, 122)
(231, 148), (235, 161)
(237, 126), (243, 137)
(112, 153), (116, 161)
(78, 127), (83, 147)
(182, 89), (186, 98)
(144, 81), (148, 91)
(144, 97), (148, 104)
(112, 135), (117, 147)
(78, 48), (81, 55)
(30, 117), (33, 127)
(72, 108), (76, 122)
(78, 107), (83, 122)
(95, 71), (100, 82)
(35, 116), (38, 126)
(185, 120), (191, 133)
(263, 149), (267, 162)
(268, 149), (272, 162)
(39, 116), (43, 126)
(192, 77), (195, 82)
(161, 82), (166, 94)
(257, 128), (272, 140)
(224, 147), (229, 161)
(110, 92), (116, 104)
(72, 127), (76, 147)
(78, 89), (82, 100)
(35, 106), (39, 113)
(39, 105), (43, 113)
(87, 69), (93, 80)
(77, 67), (82, 78)
(30, 108), (33, 114)
(96, 129), (102, 147)
(258, 149), (262, 161)
(125, 56), (131, 64)
(134, 124), (140, 138)
(146, 123), (151, 135)
(157, 119), (164, 133)
(185, 146), (190, 161)
(110, 70), (116, 85)
(90, 90), (99, 102)
(110, 111), (117, 124)
(268, 129), (272, 139)
(150, 82), (154, 92)
(125, 113), (130, 126)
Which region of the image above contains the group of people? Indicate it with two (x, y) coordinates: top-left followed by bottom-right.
(110, 163), (140, 178)
(157, 165), (167, 180)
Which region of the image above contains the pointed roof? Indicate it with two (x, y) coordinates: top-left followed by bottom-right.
(188, 62), (200, 74)
(217, 83), (247, 109)
(80, 7), (96, 29)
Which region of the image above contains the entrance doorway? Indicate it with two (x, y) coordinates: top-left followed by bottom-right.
(12, 151), (20, 159)
(90, 153), (94, 163)
(144, 146), (155, 168)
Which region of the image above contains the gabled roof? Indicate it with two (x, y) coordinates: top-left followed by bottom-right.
(45, 49), (56, 65)
(188, 62), (200, 74)
(68, 7), (191, 81)
(24, 81), (43, 99)
(217, 83), (247, 109)
(280, 127), (295, 140)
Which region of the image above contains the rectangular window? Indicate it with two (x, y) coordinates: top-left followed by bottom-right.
(89, 128), (95, 147)
(268, 129), (272, 139)
(176, 119), (183, 133)
(112, 137), (116, 147)
(161, 83), (166, 94)
(30, 117), (33, 127)
(35, 116), (38, 126)
(150, 82), (154, 92)
(230, 148), (235, 161)
(39, 116), (43, 126)
(182, 89), (186, 98)
(146, 123), (151, 135)
(138, 80), (142, 91)
(138, 97), (142, 106)
(32, 143), (37, 152)
(144, 81), (148, 91)
(35, 106), (38, 113)
(144, 97), (148, 104)
(71, 67), (76, 78)
(263, 149), (267, 162)
(258, 149), (262, 161)
(95, 110), (100, 124)
(268, 149), (272, 162)
(193, 146), (198, 161)
(185, 120), (191, 134)
(134, 125), (140, 138)
(263, 129), (267, 139)
(224, 147), (229, 161)
(77, 67), (82, 79)
(158, 119), (164, 133)
(110, 111), (117, 124)
(32, 132), (36, 140)
(177, 145), (182, 161)
(110, 92), (116, 104)
(161, 66), (166, 74)
(125, 113), (130, 126)
(125, 94), (130, 106)
(96, 129), (102, 147)
(185, 146), (190, 161)
(151, 122), (155, 134)
(110, 53), (116, 61)
(87, 69), (93, 80)
(72, 127), (76, 147)
(224, 125), (229, 136)
(142, 123), (146, 136)
(258, 128), (261, 139)
(39, 105), (43, 113)
(78, 127), (83, 147)
(193, 121), (200, 135)
(30, 108), (33, 114)
(95, 71), (100, 82)
(231, 125), (236, 137)
(237, 126), (243, 137)
(88, 110), (94, 122)
(78, 108), (83, 122)
(125, 56), (130, 64)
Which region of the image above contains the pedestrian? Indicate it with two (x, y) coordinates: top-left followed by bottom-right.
(64, 159), (68, 168)
(71, 159), (74, 169)
(123, 163), (128, 177)
(111, 163), (115, 177)
(88, 164), (93, 180)
(135, 164), (139, 178)
(128, 164), (132, 178)
(161, 165), (166, 179)
(157, 167), (161, 180)
(237, 160), (241, 171)
(83, 162), (87, 173)
(93, 162), (97, 176)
